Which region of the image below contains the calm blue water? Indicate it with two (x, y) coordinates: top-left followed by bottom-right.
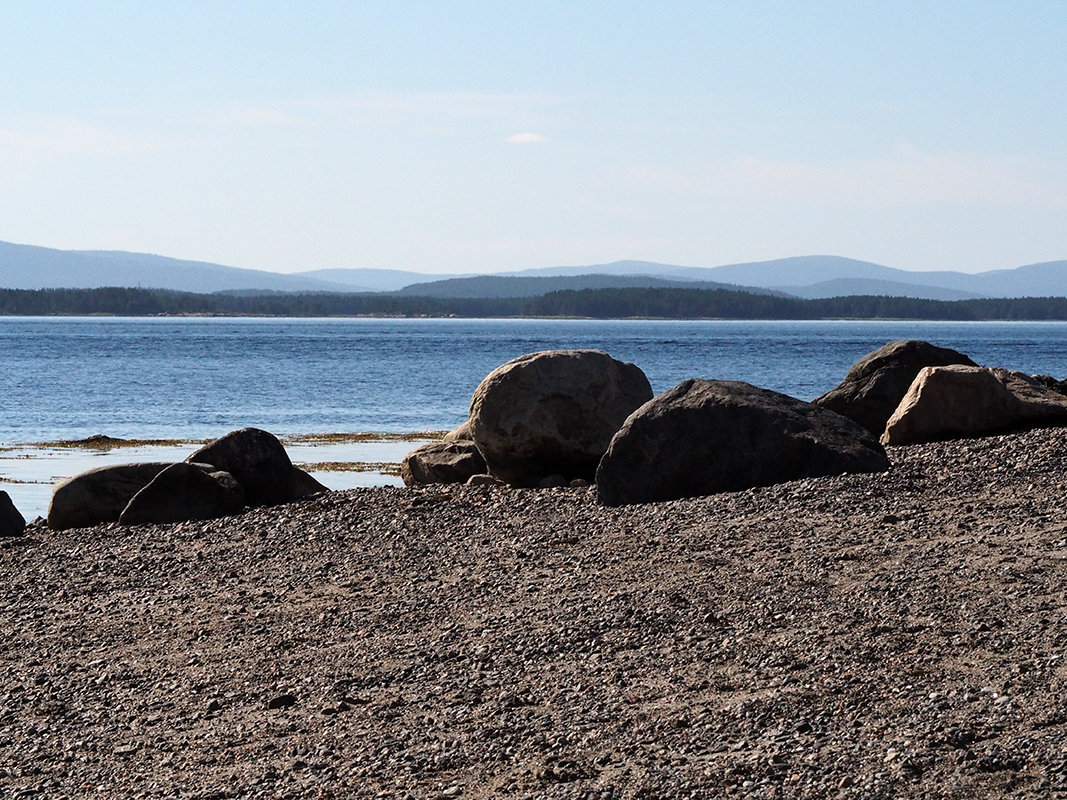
(2, 317), (1067, 444)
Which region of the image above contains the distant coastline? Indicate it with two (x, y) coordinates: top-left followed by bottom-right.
(3, 286), (1067, 321)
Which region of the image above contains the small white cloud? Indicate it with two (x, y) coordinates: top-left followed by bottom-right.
(229, 106), (315, 129)
(506, 132), (547, 144)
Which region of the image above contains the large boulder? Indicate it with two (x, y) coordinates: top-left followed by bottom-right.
(596, 379), (889, 506)
(48, 462), (173, 530)
(1, 491), (25, 537)
(469, 350), (654, 486)
(881, 365), (1067, 445)
(187, 428), (326, 506)
(401, 440), (487, 486)
(119, 462), (245, 526)
(814, 340), (977, 436)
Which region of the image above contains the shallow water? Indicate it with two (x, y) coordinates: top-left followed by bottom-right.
(0, 435), (436, 521)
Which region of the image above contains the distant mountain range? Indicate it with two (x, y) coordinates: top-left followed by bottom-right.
(1, 240), (1066, 300)
(0, 241), (349, 293)
(390, 273), (783, 298)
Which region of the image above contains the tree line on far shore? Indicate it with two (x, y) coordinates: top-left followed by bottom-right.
(2, 285), (1067, 320)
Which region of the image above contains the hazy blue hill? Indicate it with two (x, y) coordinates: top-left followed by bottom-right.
(678, 256), (1067, 298)
(521, 255), (1067, 299)
(0, 241), (348, 293)
(297, 267), (470, 292)
(506, 259), (713, 280)
(502, 256), (981, 295)
(702, 255), (907, 286)
(780, 278), (985, 301)
(5, 239), (1067, 299)
(965, 260), (1067, 298)
(392, 273), (776, 298)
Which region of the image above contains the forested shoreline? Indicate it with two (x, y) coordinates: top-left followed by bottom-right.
(3, 285), (1067, 320)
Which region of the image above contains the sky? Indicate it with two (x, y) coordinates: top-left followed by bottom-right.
(1, 1), (1065, 275)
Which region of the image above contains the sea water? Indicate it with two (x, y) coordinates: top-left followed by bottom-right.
(3, 317), (1066, 518)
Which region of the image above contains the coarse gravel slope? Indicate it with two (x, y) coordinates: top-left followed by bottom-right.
(3, 428), (1067, 798)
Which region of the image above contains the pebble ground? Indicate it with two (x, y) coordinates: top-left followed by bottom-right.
(2, 428), (1067, 798)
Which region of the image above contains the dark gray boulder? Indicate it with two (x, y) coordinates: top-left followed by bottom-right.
(596, 379), (889, 506)
(813, 340), (977, 436)
(1, 491), (25, 537)
(187, 428), (326, 506)
(288, 466), (329, 500)
(401, 440), (487, 486)
(119, 462), (245, 526)
(469, 349), (653, 486)
(48, 462), (173, 530)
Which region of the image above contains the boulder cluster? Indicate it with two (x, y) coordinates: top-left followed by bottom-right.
(7, 340), (1064, 535)
(811, 340), (1067, 444)
(405, 341), (1067, 506)
(46, 427), (326, 531)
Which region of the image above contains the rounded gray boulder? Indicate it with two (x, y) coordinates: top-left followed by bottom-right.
(469, 349), (653, 486)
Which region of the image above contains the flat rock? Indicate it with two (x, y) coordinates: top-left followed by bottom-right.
(0, 490), (25, 537)
(48, 462), (173, 531)
(441, 421), (474, 442)
(882, 365), (1067, 445)
(813, 339), (977, 435)
(119, 462), (245, 526)
(597, 378), (889, 506)
(469, 349), (653, 486)
(401, 440), (487, 486)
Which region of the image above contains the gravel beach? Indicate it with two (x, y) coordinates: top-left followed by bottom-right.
(2, 427), (1067, 799)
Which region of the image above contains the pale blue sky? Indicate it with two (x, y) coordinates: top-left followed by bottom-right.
(1, 2), (1065, 274)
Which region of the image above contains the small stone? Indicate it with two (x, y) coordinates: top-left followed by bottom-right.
(440, 786), (463, 798)
(267, 693), (297, 710)
(206, 698), (222, 712)
(466, 474), (505, 487)
(538, 474), (567, 489)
